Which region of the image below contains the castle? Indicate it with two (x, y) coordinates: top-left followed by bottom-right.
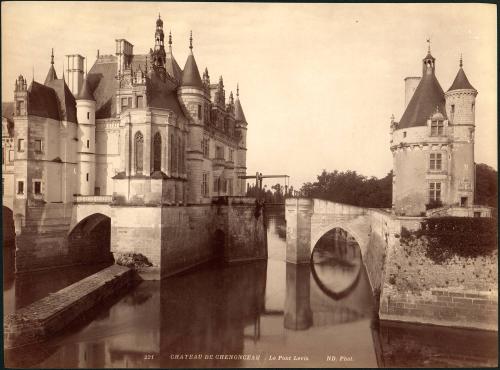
(390, 44), (489, 217)
(2, 14), (248, 215)
(1, 15), (267, 276)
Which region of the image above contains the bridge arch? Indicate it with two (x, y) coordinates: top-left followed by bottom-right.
(68, 213), (113, 264)
(311, 221), (370, 258)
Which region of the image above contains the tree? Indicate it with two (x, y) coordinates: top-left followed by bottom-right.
(475, 163), (497, 209)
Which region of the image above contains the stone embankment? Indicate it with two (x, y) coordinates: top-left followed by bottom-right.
(4, 265), (137, 349)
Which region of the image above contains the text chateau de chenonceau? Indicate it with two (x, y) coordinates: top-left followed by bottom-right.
(1, 13), (497, 364)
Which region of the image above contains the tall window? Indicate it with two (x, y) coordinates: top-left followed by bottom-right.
(137, 96), (143, 108)
(177, 136), (181, 174)
(215, 145), (224, 159)
(202, 173), (209, 196)
(197, 104), (202, 119)
(213, 177), (219, 193)
(430, 119), (444, 136)
(202, 138), (210, 158)
(429, 182), (441, 202)
(429, 153), (442, 171)
(135, 131), (144, 173)
(34, 181), (41, 194)
(169, 134), (178, 173)
(18, 139), (24, 152)
(153, 133), (162, 172)
(450, 104), (455, 122)
(17, 181), (24, 195)
(169, 134), (174, 173)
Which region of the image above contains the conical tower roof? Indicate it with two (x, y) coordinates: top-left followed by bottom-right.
(234, 85), (247, 123)
(448, 57), (476, 91)
(76, 78), (95, 101)
(181, 31), (203, 88)
(165, 31), (182, 82)
(398, 50), (446, 129)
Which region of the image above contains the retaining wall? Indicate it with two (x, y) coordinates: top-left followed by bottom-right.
(4, 265), (136, 349)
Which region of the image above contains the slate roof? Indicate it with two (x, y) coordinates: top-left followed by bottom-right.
(181, 54), (203, 88)
(398, 70), (446, 129)
(27, 81), (62, 121)
(165, 49), (183, 82)
(44, 65), (58, 84)
(234, 97), (247, 123)
(77, 78), (95, 101)
(45, 79), (77, 123)
(87, 60), (118, 119)
(146, 69), (184, 117)
(448, 68), (476, 92)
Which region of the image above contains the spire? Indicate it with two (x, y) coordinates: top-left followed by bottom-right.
(189, 30), (193, 54)
(448, 54), (476, 92)
(229, 91), (234, 105)
(422, 39), (436, 75)
(44, 48), (58, 84)
(181, 31), (203, 88)
(427, 37), (431, 54)
(234, 83), (247, 123)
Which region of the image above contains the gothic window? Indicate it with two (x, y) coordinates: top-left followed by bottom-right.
(429, 153), (442, 171)
(430, 120), (444, 136)
(429, 182), (441, 202)
(135, 131), (144, 174)
(153, 133), (162, 172)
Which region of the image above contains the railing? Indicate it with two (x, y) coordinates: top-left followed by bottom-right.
(74, 195), (113, 204)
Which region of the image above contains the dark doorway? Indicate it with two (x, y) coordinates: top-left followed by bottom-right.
(461, 197), (468, 207)
(68, 214), (113, 265)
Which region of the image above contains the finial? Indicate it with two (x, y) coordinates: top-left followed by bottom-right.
(158, 12), (161, 19)
(459, 53), (463, 68)
(237, 83), (239, 97)
(189, 30), (193, 51)
(390, 113), (395, 121)
(50, 48), (54, 65)
(426, 37), (431, 54)
(169, 30), (172, 46)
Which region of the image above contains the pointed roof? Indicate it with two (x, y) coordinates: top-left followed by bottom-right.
(165, 32), (182, 82)
(181, 32), (203, 88)
(45, 79), (77, 123)
(27, 81), (61, 121)
(76, 78), (95, 101)
(399, 70), (446, 129)
(44, 49), (58, 84)
(234, 85), (247, 123)
(448, 58), (476, 91)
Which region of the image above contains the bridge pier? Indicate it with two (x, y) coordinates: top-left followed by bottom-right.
(285, 198), (314, 264)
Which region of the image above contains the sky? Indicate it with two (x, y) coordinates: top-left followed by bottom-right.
(2, 2), (497, 189)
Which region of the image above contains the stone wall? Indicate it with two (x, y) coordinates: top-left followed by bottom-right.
(4, 265), (136, 349)
(379, 235), (498, 330)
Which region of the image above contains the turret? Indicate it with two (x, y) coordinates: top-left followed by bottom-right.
(14, 75), (28, 116)
(76, 78), (96, 195)
(445, 56), (477, 207)
(65, 54), (85, 96)
(177, 31), (209, 203)
(234, 84), (248, 195)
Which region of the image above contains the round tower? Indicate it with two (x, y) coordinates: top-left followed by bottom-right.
(76, 78), (96, 196)
(177, 31), (210, 203)
(445, 56), (477, 207)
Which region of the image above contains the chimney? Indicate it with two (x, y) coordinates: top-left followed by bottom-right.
(65, 54), (85, 96)
(404, 77), (421, 109)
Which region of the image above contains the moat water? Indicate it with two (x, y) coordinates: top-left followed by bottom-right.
(3, 207), (498, 368)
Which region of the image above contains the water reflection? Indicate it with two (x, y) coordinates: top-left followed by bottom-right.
(3, 206), (497, 368)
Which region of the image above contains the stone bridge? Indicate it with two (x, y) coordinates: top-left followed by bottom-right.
(285, 198), (401, 295)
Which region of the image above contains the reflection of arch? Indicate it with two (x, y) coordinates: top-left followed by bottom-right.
(3, 206), (15, 246)
(310, 228), (362, 300)
(135, 131), (144, 173)
(153, 132), (162, 172)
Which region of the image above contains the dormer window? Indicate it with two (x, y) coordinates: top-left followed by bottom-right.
(430, 120), (444, 136)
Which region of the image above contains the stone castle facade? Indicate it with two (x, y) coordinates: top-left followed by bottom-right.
(2, 15), (248, 217)
(390, 46), (487, 217)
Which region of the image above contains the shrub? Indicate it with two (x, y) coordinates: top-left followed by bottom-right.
(425, 199), (443, 210)
(115, 252), (153, 269)
(420, 217), (497, 263)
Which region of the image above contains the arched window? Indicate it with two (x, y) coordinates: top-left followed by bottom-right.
(134, 131), (144, 173)
(153, 133), (162, 172)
